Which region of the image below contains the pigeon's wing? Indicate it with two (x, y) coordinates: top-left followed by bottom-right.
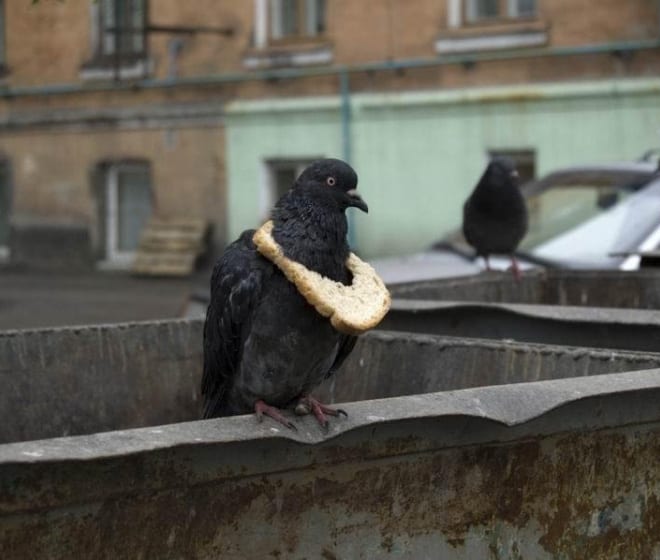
(202, 230), (272, 418)
(326, 333), (358, 379)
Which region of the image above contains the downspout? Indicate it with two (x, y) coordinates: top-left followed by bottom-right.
(339, 68), (356, 247)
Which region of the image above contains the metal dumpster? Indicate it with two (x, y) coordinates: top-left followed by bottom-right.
(1, 321), (660, 558)
(389, 269), (660, 308)
(379, 299), (660, 353)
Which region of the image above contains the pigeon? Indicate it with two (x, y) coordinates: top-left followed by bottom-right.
(202, 158), (368, 430)
(462, 157), (528, 280)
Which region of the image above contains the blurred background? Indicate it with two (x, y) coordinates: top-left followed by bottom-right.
(1, 0), (660, 328)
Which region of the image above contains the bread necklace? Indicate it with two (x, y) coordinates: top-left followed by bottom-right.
(253, 221), (391, 335)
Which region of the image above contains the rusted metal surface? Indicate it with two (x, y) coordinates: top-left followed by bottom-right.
(389, 269), (660, 309)
(1, 370), (660, 559)
(2, 314), (660, 558)
(380, 299), (660, 352)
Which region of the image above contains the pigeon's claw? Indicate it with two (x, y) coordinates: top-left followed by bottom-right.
(254, 400), (298, 431)
(509, 256), (522, 282)
(297, 396), (347, 430)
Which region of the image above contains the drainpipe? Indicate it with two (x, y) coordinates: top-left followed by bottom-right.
(339, 68), (356, 247)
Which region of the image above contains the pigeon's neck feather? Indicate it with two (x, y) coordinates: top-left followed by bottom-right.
(271, 194), (350, 283)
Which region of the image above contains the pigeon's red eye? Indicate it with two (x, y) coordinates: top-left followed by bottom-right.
(326, 176), (336, 187)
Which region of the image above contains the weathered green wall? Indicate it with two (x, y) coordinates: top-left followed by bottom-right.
(226, 78), (660, 258)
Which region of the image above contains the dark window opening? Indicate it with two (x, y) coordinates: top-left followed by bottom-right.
(488, 149), (536, 185)
(466, 0), (537, 23)
(269, 0), (326, 41)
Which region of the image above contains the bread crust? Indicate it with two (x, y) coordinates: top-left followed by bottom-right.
(253, 221), (391, 335)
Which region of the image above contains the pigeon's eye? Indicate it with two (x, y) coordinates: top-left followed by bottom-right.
(326, 176), (336, 187)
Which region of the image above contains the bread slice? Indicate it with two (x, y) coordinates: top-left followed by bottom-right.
(253, 221), (391, 335)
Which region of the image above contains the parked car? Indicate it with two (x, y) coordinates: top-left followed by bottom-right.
(372, 159), (660, 284)
(183, 158), (660, 316)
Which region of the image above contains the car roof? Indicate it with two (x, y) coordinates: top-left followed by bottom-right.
(523, 161), (658, 193)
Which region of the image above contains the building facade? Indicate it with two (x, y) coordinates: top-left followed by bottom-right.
(0, 0), (659, 266)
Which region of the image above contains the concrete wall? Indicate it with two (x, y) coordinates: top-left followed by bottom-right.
(226, 77), (660, 257)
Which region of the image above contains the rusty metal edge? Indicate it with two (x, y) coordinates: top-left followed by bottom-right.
(1, 368), (659, 465)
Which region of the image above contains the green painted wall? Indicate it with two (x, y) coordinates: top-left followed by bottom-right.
(226, 78), (660, 258)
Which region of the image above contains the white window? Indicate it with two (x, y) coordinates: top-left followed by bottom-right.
(100, 0), (146, 57)
(261, 159), (318, 219)
(440, 0), (544, 53)
(82, 0), (150, 80)
(466, 0), (536, 22)
(248, 0), (332, 68)
(269, 0), (326, 41)
(103, 162), (152, 264)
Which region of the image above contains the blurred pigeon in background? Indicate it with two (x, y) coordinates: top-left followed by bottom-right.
(202, 159), (368, 430)
(462, 157), (528, 280)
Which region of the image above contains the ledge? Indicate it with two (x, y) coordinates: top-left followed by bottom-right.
(79, 57), (154, 82)
(436, 20), (549, 54)
(243, 42), (333, 69)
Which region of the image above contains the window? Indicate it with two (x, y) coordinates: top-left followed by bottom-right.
(466, 0), (536, 22)
(82, 0), (149, 79)
(262, 159), (318, 219)
(99, 0), (146, 57)
(102, 162), (152, 263)
(246, 0), (332, 68)
(270, 0), (326, 41)
(438, 0), (545, 53)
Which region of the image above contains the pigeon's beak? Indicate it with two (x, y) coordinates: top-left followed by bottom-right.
(346, 189), (369, 213)
(510, 170), (520, 179)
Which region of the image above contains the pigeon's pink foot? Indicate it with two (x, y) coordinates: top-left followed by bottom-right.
(295, 396), (347, 430)
(509, 256), (522, 282)
(254, 399), (297, 431)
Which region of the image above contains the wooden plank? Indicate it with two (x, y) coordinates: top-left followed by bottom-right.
(132, 217), (209, 276)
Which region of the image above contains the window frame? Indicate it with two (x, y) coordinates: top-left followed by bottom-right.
(99, 0), (147, 58)
(103, 161), (152, 265)
(268, 0), (326, 43)
(82, 0), (151, 80)
(465, 0), (537, 24)
(0, 0), (6, 70)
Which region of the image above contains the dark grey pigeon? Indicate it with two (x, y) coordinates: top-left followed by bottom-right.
(202, 159), (368, 430)
(462, 157), (528, 280)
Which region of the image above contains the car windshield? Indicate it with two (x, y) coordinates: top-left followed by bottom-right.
(442, 168), (659, 265)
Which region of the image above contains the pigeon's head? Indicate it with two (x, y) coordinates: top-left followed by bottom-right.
(485, 157), (520, 186)
(294, 158), (368, 213)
